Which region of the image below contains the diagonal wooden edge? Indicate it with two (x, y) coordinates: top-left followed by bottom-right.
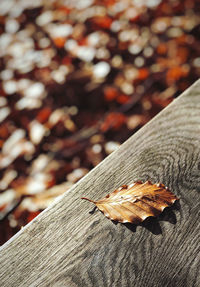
(0, 79), (200, 287)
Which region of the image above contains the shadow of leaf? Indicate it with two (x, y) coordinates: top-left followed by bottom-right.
(124, 202), (180, 235)
(88, 201), (180, 236)
(141, 217), (162, 235)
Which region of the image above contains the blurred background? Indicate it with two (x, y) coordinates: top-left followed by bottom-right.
(0, 0), (200, 245)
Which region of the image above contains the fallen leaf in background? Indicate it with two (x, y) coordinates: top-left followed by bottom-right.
(82, 181), (178, 224)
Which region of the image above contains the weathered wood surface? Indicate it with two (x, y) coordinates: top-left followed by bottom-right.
(1, 80), (200, 287)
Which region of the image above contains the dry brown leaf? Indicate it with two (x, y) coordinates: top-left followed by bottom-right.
(82, 181), (178, 224)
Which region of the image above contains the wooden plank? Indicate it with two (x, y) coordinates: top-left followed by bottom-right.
(0, 80), (200, 287)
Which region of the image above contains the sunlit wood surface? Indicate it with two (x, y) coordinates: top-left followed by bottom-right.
(0, 80), (200, 287)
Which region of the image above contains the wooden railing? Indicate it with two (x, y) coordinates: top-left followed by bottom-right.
(0, 80), (200, 287)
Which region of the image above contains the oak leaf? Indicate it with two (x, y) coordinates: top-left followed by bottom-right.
(82, 181), (178, 224)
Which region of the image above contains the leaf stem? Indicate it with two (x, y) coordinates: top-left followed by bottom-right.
(81, 197), (95, 203)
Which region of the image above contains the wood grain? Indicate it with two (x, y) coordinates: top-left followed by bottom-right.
(1, 80), (200, 287)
